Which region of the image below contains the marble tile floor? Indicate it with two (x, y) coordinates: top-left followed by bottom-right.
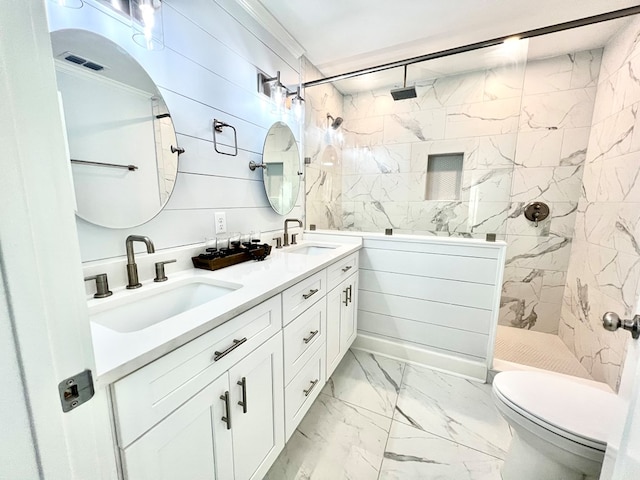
(264, 349), (512, 480)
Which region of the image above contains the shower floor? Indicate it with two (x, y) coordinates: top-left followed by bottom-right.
(493, 325), (593, 380)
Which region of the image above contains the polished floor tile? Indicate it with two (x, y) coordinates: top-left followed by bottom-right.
(394, 365), (512, 459)
(265, 350), (512, 480)
(379, 421), (504, 480)
(265, 393), (392, 480)
(321, 349), (405, 417)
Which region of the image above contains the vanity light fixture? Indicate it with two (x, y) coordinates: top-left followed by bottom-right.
(288, 86), (305, 121)
(130, 0), (164, 51)
(259, 70), (292, 114)
(49, 0), (84, 8)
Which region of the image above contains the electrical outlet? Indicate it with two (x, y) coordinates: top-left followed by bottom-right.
(214, 212), (227, 234)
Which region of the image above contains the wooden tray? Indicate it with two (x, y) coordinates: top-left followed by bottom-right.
(191, 244), (272, 271)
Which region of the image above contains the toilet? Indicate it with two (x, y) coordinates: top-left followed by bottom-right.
(492, 371), (618, 480)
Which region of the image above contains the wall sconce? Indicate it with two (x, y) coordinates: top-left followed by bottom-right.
(258, 71), (287, 114)
(288, 87), (305, 121)
(130, 0), (164, 51)
(48, 0), (84, 8)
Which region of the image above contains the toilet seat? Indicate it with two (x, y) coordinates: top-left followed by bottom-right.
(492, 371), (616, 452)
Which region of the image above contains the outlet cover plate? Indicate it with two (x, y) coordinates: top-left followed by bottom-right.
(215, 212), (227, 234)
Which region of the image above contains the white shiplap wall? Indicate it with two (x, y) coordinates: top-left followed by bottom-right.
(47, 0), (304, 263)
(354, 235), (506, 380)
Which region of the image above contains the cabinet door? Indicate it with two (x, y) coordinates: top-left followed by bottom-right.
(122, 374), (233, 480)
(341, 273), (359, 352)
(228, 332), (284, 480)
(326, 279), (348, 378)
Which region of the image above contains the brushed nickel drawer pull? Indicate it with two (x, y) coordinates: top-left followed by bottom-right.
(343, 287), (349, 306)
(303, 330), (319, 344)
(303, 379), (319, 397)
(302, 288), (319, 300)
(213, 337), (247, 361)
(341, 265), (352, 273)
(220, 391), (231, 430)
(237, 377), (247, 413)
(347, 285), (353, 305)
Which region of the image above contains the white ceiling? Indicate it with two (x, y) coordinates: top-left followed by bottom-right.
(257, 0), (639, 93)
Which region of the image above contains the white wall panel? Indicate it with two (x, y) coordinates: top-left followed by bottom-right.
(358, 311), (488, 359)
(358, 291), (492, 334)
(360, 248), (499, 285)
(166, 174), (268, 210)
(47, 1), (303, 264)
(363, 238), (501, 259)
(176, 134), (263, 181)
(359, 269), (495, 310)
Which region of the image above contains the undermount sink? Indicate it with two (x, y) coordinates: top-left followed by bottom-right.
(90, 278), (241, 333)
(285, 244), (338, 256)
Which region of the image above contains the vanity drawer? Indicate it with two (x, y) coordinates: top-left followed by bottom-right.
(327, 252), (358, 291)
(283, 298), (326, 385)
(282, 269), (327, 326)
(112, 294), (282, 448)
(284, 343), (325, 441)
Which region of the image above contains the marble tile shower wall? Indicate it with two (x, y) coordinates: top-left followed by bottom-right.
(303, 58), (344, 230)
(339, 50), (601, 333)
(49, 1), (303, 262)
(559, 17), (640, 391)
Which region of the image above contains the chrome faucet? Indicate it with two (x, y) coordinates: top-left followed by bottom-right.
(125, 235), (155, 289)
(283, 218), (303, 247)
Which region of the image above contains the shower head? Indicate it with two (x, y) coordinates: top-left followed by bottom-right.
(391, 86), (417, 100)
(327, 113), (344, 129)
(391, 65), (417, 101)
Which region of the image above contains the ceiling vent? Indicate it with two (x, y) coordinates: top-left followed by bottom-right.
(59, 52), (106, 72)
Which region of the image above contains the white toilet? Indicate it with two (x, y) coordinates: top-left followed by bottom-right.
(492, 371), (617, 480)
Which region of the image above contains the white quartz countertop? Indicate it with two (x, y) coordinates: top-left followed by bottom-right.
(90, 237), (361, 385)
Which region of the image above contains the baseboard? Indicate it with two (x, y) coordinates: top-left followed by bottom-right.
(352, 333), (488, 382)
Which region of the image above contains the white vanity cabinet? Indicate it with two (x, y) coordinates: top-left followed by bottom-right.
(111, 296), (284, 480)
(326, 253), (359, 378)
(105, 244), (361, 480)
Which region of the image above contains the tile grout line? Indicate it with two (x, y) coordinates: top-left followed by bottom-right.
(376, 359), (408, 480)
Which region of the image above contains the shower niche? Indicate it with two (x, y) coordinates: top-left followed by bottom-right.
(424, 153), (464, 201)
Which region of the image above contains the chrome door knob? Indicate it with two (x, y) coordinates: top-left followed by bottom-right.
(602, 312), (640, 339)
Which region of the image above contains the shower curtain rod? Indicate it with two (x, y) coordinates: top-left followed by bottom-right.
(302, 5), (640, 88)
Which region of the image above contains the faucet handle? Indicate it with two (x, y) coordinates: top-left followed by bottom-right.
(154, 259), (177, 282)
(272, 236), (283, 249)
(291, 233), (298, 245)
(84, 273), (113, 298)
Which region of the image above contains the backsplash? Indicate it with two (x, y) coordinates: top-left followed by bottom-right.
(48, 0), (304, 263)
(307, 47), (601, 334)
(559, 16), (640, 391)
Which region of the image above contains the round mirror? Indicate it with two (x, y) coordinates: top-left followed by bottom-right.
(262, 122), (301, 215)
(51, 29), (180, 229)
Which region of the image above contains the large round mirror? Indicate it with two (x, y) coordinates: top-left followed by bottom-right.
(51, 29), (180, 229)
(262, 122), (301, 215)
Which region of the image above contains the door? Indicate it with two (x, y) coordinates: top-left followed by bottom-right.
(1, 2), (109, 479)
(228, 332), (284, 480)
(326, 282), (345, 377)
(600, 310), (640, 478)
(122, 374), (234, 480)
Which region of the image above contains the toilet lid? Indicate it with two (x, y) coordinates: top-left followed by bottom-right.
(493, 371), (617, 448)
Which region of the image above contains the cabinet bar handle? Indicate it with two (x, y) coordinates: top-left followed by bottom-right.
(237, 377), (247, 414)
(347, 285), (353, 305)
(303, 330), (319, 344)
(303, 379), (319, 397)
(213, 337), (247, 361)
(302, 288), (319, 300)
(220, 391), (231, 430)
(343, 287), (349, 306)
(341, 265), (352, 273)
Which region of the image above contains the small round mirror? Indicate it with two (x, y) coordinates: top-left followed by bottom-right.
(51, 29), (180, 229)
(262, 122), (301, 215)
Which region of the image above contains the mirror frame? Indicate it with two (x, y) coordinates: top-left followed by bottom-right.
(261, 121), (301, 216)
(52, 28), (180, 229)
